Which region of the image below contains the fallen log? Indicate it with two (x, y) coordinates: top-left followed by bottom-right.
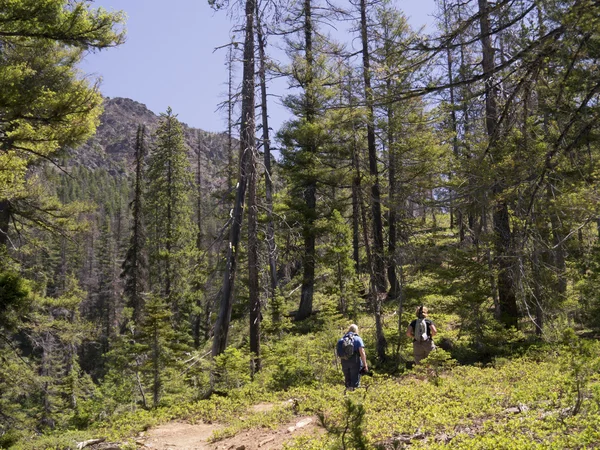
(77, 438), (106, 449)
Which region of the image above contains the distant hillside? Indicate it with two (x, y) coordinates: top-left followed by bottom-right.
(68, 97), (230, 178)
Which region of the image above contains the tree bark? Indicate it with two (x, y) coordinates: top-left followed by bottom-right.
(212, 0), (256, 357)
(256, 3), (279, 318)
(442, 0), (461, 236)
(386, 96), (400, 300)
(478, 0), (518, 328)
(354, 136), (387, 362)
(0, 200), (11, 249)
(359, 0), (387, 294)
(248, 141), (260, 373)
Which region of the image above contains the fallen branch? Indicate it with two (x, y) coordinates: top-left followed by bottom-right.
(77, 438), (105, 449)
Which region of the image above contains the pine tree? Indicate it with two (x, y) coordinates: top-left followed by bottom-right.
(279, 0), (343, 321)
(122, 125), (149, 328)
(146, 108), (196, 326)
(0, 0), (124, 248)
(137, 295), (179, 408)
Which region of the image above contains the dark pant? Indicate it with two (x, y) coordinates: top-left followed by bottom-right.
(341, 357), (361, 388)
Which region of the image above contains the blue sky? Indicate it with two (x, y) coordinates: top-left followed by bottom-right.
(82, 0), (436, 133)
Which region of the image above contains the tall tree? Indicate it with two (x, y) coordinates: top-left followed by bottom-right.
(146, 108), (195, 325)
(279, 0), (342, 321)
(256, 0), (279, 313)
(477, 0), (518, 328)
(121, 125), (148, 328)
(357, 0), (387, 295)
(212, 0), (256, 358)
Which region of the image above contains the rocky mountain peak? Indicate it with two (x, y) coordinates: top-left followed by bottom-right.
(69, 97), (229, 177)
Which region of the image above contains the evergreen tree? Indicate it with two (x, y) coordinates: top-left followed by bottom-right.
(0, 0), (124, 248)
(356, 0), (387, 296)
(26, 278), (94, 429)
(316, 210), (357, 315)
(95, 217), (120, 356)
(146, 108), (195, 326)
(122, 125), (149, 328)
(256, 0), (279, 314)
(278, 0), (342, 321)
(137, 294), (180, 408)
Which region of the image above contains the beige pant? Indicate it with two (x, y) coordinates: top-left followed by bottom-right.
(413, 340), (435, 364)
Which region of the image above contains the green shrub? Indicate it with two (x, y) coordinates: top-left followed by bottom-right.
(213, 347), (252, 392)
(414, 349), (457, 385)
(269, 355), (316, 391)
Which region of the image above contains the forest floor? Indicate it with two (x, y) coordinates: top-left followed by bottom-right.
(92, 403), (323, 450)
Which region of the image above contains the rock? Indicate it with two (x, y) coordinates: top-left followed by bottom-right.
(288, 417), (313, 433)
(259, 436), (276, 447)
(295, 418), (313, 429)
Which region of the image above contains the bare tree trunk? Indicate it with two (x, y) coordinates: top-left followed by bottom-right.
(0, 200), (10, 249)
(136, 366), (148, 409)
(212, 0), (256, 357)
(227, 46), (235, 192)
(354, 132), (387, 362)
(359, 0), (386, 294)
(348, 74), (361, 275)
(256, 3), (279, 321)
(358, 183), (387, 362)
(352, 173), (361, 273)
(386, 95), (400, 300)
(248, 131), (261, 374)
(441, 0), (461, 235)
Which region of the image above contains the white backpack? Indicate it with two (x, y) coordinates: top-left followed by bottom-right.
(414, 317), (428, 342)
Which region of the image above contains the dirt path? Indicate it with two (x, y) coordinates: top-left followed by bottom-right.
(135, 415), (322, 450)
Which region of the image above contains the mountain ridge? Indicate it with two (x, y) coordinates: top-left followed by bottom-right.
(68, 96), (230, 177)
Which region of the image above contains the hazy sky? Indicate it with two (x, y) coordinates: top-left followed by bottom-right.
(82, 0), (437, 133)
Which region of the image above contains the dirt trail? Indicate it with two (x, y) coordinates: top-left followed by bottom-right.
(125, 403), (322, 450)
(135, 415), (321, 450)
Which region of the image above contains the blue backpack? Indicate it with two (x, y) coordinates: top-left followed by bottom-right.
(337, 332), (355, 360)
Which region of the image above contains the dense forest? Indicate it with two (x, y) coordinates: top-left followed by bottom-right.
(1, 0), (600, 448)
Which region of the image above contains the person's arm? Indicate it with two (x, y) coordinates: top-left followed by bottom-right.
(406, 324), (414, 338)
(429, 322), (437, 337)
(359, 347), (368, 371)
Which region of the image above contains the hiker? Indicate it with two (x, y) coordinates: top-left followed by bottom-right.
(406, 306), (437, 364)
(337, 324), (368, 391)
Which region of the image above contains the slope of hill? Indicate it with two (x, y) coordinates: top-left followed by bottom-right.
(68, 97), (230, 178)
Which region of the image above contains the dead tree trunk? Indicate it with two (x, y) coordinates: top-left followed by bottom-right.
(359, 0), (387, 294)
(256, 2), (279, 322)
(212, 0), (256, 358)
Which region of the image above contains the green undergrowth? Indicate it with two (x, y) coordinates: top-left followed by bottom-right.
(12, 335), (600, 449)
(283, 340), (600, 449)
